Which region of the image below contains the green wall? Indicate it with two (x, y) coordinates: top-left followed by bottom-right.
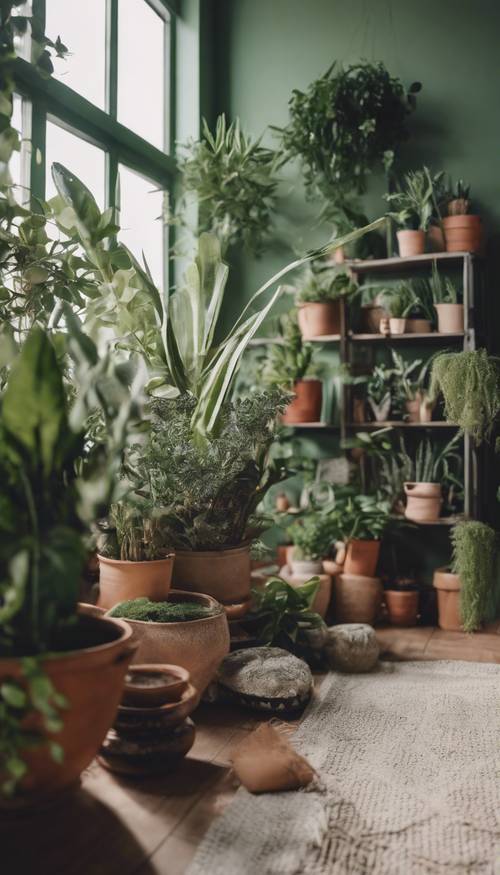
(210, 0), (500, 339)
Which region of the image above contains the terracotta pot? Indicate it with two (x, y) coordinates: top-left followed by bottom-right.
(282, 571), (332, 618)
(322, 558), (343, 576)
(297, 301), (341, 339)
(385, 589), (419, 627)
(98, 554), (174, 610)
(344, 539), (380, 577)
(443, 215), (482, 253)
(434, 303), (464, 334)
(360, 304), (387, 333)
(419, 398), (434, 422)
(433, 568), (462, 631)
(122, 664), (190, 708)
(389, 317), (406, 335)
(333, 573), (383, 625)
(172, 544), (250, 605)
(0, 614), (135, 808)
(404, 482), (442, 522)
(405, 398), (421, 423)
(405, 318), (432, 334)
(427, 224), (445, 252)
(108, 590), (230, 693)
(282, 379), (322, 424)
(289, 557), (323, 576)
(397, 229), (425, 257)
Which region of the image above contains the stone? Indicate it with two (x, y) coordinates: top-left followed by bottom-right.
(213, 647), (314, 716)
(325, 623), (379, 673)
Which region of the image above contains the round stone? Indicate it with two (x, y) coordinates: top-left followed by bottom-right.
(215, 647), (313, 715)
(325, 623), (379, 673)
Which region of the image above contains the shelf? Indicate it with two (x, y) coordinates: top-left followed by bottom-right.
(346, 251), (477, 274)
(289, 422), (339, 431)
(309, 334), (341, 343)
(350, 332), (465, 342)
(346, 421), (460, 430)
(394, 514), (466, 527)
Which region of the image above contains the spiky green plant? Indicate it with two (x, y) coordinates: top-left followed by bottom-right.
(295, 266), (357, 305)
(429, 261), (458, 304)
(430, 350), (500, 444)
(385, 168), (444, 230)
(412, 434), (462, 484)
(451, 521), (498, 632)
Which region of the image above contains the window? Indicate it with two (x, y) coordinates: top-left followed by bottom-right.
(13, 0), (176, 288)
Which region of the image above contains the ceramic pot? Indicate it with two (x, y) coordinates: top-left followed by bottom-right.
(344, 539), (380, 577)
(361, 304), (387, 333)
(0, 613), (135, 808)
(389, 317), (406, 335)
(333, 573), (383, 625)
(405, 318), (432, 334)
(405, 397), (421, 423)
(282, 379), (322, 424)
(427, 224), (445, 252)
(385, 589), (419, 627)
(98, 554), (174, 610)
(397, 229), (425, 257)
(443, 215), (482, 253)
(433, 568), (462, 631)
(122, 664), (190, 708)
(404, 482), (442, 522)
(108, 591), (230, 693)
(434, 303), (464, 334)
(297, 301), (341, 339)
(289, 557), (323, 577)
(172, 543), (251, 605)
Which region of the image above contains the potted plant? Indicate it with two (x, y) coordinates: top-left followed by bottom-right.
(295, 267), (357, 339)
(403, 278), (436, 333)
(380, 281), (418, 334)
(404, 434), (462, 522)
(441, 178), (482, 254)
(107, 592), (230, 693)
(391, 350), (440, 423)
(385, 168), (443, 257)
(433, 521), (498, 632)
(430, 350), (500, 445)
(330, 493), (391, 576)
(429, 261), (464, 334)
(96, 503), (175, 610)
(367, 363), (393, 422)
(0, 330), (137, 806)
(384, 578), (419, 627)
(286, 513), (334, 576)
(260, 312), (323, 424)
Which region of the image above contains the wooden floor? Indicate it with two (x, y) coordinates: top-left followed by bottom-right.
(3, 623), (500, 875)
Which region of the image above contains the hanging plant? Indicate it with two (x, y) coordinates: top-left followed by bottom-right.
(276, 61), (421, 223)
(430, 350), (500, 445)
(451, 521), (498, 632)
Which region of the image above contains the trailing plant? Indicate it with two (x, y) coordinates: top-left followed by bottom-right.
(385, 167), (444, 230)
(259, 311), (317, 389)
(247, 576), (326, 663)
(430, 350), (500, 444)
(429, 261), (458, 304)
(108, 597), (221, 623)
(286, 513), (334, 560)
(176, 114), (280, 255)
(451, 521), (498, 632)
(295, 266), (357, 305)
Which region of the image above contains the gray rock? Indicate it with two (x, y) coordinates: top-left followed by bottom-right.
(213, 647), (313, 716)
(325, 623), (379, 673)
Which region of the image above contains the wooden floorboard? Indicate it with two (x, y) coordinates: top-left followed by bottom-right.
(3, 625), (500, 875)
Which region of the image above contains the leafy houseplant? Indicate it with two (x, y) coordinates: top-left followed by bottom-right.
(390, 349), (440, 422)
(330, 493), (391, 577)
(385, 168), (443, 257)
(429, 262), (463, 333)
(286, 513), (334, 574)
(380, 281), (417, 333)
(176, 114), (280, 256)
(367, 363), (393, 422)
(295, 267), (357, 339)
(440, 177), (482, 254)
(430, 350), (500, 445)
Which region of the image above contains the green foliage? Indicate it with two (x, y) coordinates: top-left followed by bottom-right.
(103, 504), (173, 562)
(385, 167), (443, 230)
(381, 280), (419, 318)
(177, 115), (280, 255)
(429, 262), (458, 304)
(328, 493), (391, 541)
(259, 311), (316, 389)
(248, 576), (326, 662)
(410, 434), (462, 485)
(295, 266), (357, 305)
(451, 521), (498, 632)
(430, 350), (500, 444)
(286, 513), (334, 560)
(277, 61), (419, 223)
(108, 597), (221, 623)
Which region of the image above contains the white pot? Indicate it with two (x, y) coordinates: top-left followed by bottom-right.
(389, 317), (406, 335)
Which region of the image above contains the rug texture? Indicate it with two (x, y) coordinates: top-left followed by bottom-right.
(187, 660), (500, 875)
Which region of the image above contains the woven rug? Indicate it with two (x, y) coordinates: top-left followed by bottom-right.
(187, 661), (500, 875)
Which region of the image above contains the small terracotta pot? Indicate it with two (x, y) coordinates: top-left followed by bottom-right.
(433, 568), (462, 631)
(427, 224), (445, 252)
(405, 398), (421, 423)
(108, 591), (230, 693)
(344, 539), (380, 577)
(434, 303), (464, 334)
(98, 554), (174, 610)
(385, 589), (419, 627)
(389, 317), (406, 335)
(404, 482), (442, 522)
(0, 614), (136, 808)
(333, 573), (383, 625)
(282, 379), (322, 424)
(173, 544), (251, 605)
(122, 664), (190, 708)
(397, 229), (425, 257)
(297, 301), (341, 339)
(405, 318), (432, 334)
(443, 215), (482, 253)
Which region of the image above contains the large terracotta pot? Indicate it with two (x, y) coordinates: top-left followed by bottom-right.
(397, 229), (425, 257)
(297, 301), (341, 339)
(282, 379), (322, 424)
(0, 614), (135, 808)
(98, 554), (174, 610)
(405, 318), (432, 334)
(404, 482), (442, 522)
(108, 591), (230, 693)
(172, 544), (251, 605)
(385, 589), (419, 627)
(344, 539), (380, 577)
(443, 215), (482, 253)
(434, 303), (464, 334)
(333, 573), (383, 625)
(433, 568), (462, 631)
